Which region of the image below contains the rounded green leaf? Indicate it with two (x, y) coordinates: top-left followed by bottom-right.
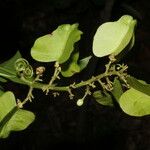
(31, 24), (82, 63)
(93, 15), (137, 57)
(0, 91), (35, 138)
(0, 92), (16, 121)
(119, 88), (150, 117)
(0, 109), (35, 138)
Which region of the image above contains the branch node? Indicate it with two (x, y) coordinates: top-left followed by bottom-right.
(68, 88), (74, 99)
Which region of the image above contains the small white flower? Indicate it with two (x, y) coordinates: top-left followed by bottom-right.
(76, 99), (84, 106)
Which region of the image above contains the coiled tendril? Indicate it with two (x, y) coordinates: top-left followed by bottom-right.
(15, 58), (33, 78)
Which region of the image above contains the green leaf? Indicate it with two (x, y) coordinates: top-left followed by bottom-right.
(78, 56), (91, 71)
(31, 24), (82, 63)
(119, 88), (150, 117)
(61, 51), (91, 77)
(0, 109), (35, 138)
(93, 90), (113, 106)
(0, 90), (4, 96)
(0, 84), (4, 96)
(0, 51), (27, 84)
(111, 78), (123, 102)
(61, 51), (80, 77)
(127, 76), (150, 96)
(0, 51), (22, 79)
(0, 51), (21, 74)
(128, 33), (135, 51)
(0, 107), (18, 138)
(0, 77), (7, 83)
(93, 15), (137, 58)
(115, 33), (135, 62)
(0, 91), (35, 138)
(0, 92), (16, 120)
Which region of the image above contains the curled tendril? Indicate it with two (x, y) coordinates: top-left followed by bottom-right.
(24, 65), (34, 78)
(15, 58), (29, 72)
(15, 58), (33, 78)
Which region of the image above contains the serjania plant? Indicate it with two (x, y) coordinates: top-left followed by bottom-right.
(0, 15), (149, 138)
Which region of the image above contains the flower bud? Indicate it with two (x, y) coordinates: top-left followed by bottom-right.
(77, 99), (84, 106)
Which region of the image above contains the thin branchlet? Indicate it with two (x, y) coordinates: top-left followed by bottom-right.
(7, 56), (129, 107)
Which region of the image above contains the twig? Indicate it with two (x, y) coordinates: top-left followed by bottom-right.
(43, 62), (61, 95)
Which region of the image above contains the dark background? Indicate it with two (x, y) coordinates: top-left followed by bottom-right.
(0, 0), (150, 149)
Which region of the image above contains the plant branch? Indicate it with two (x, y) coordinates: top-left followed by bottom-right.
(0, 61), (128, 95)
(20, 67), (126, 92)
(17, 74), (41, 108)
(42, 62), (61, 94)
